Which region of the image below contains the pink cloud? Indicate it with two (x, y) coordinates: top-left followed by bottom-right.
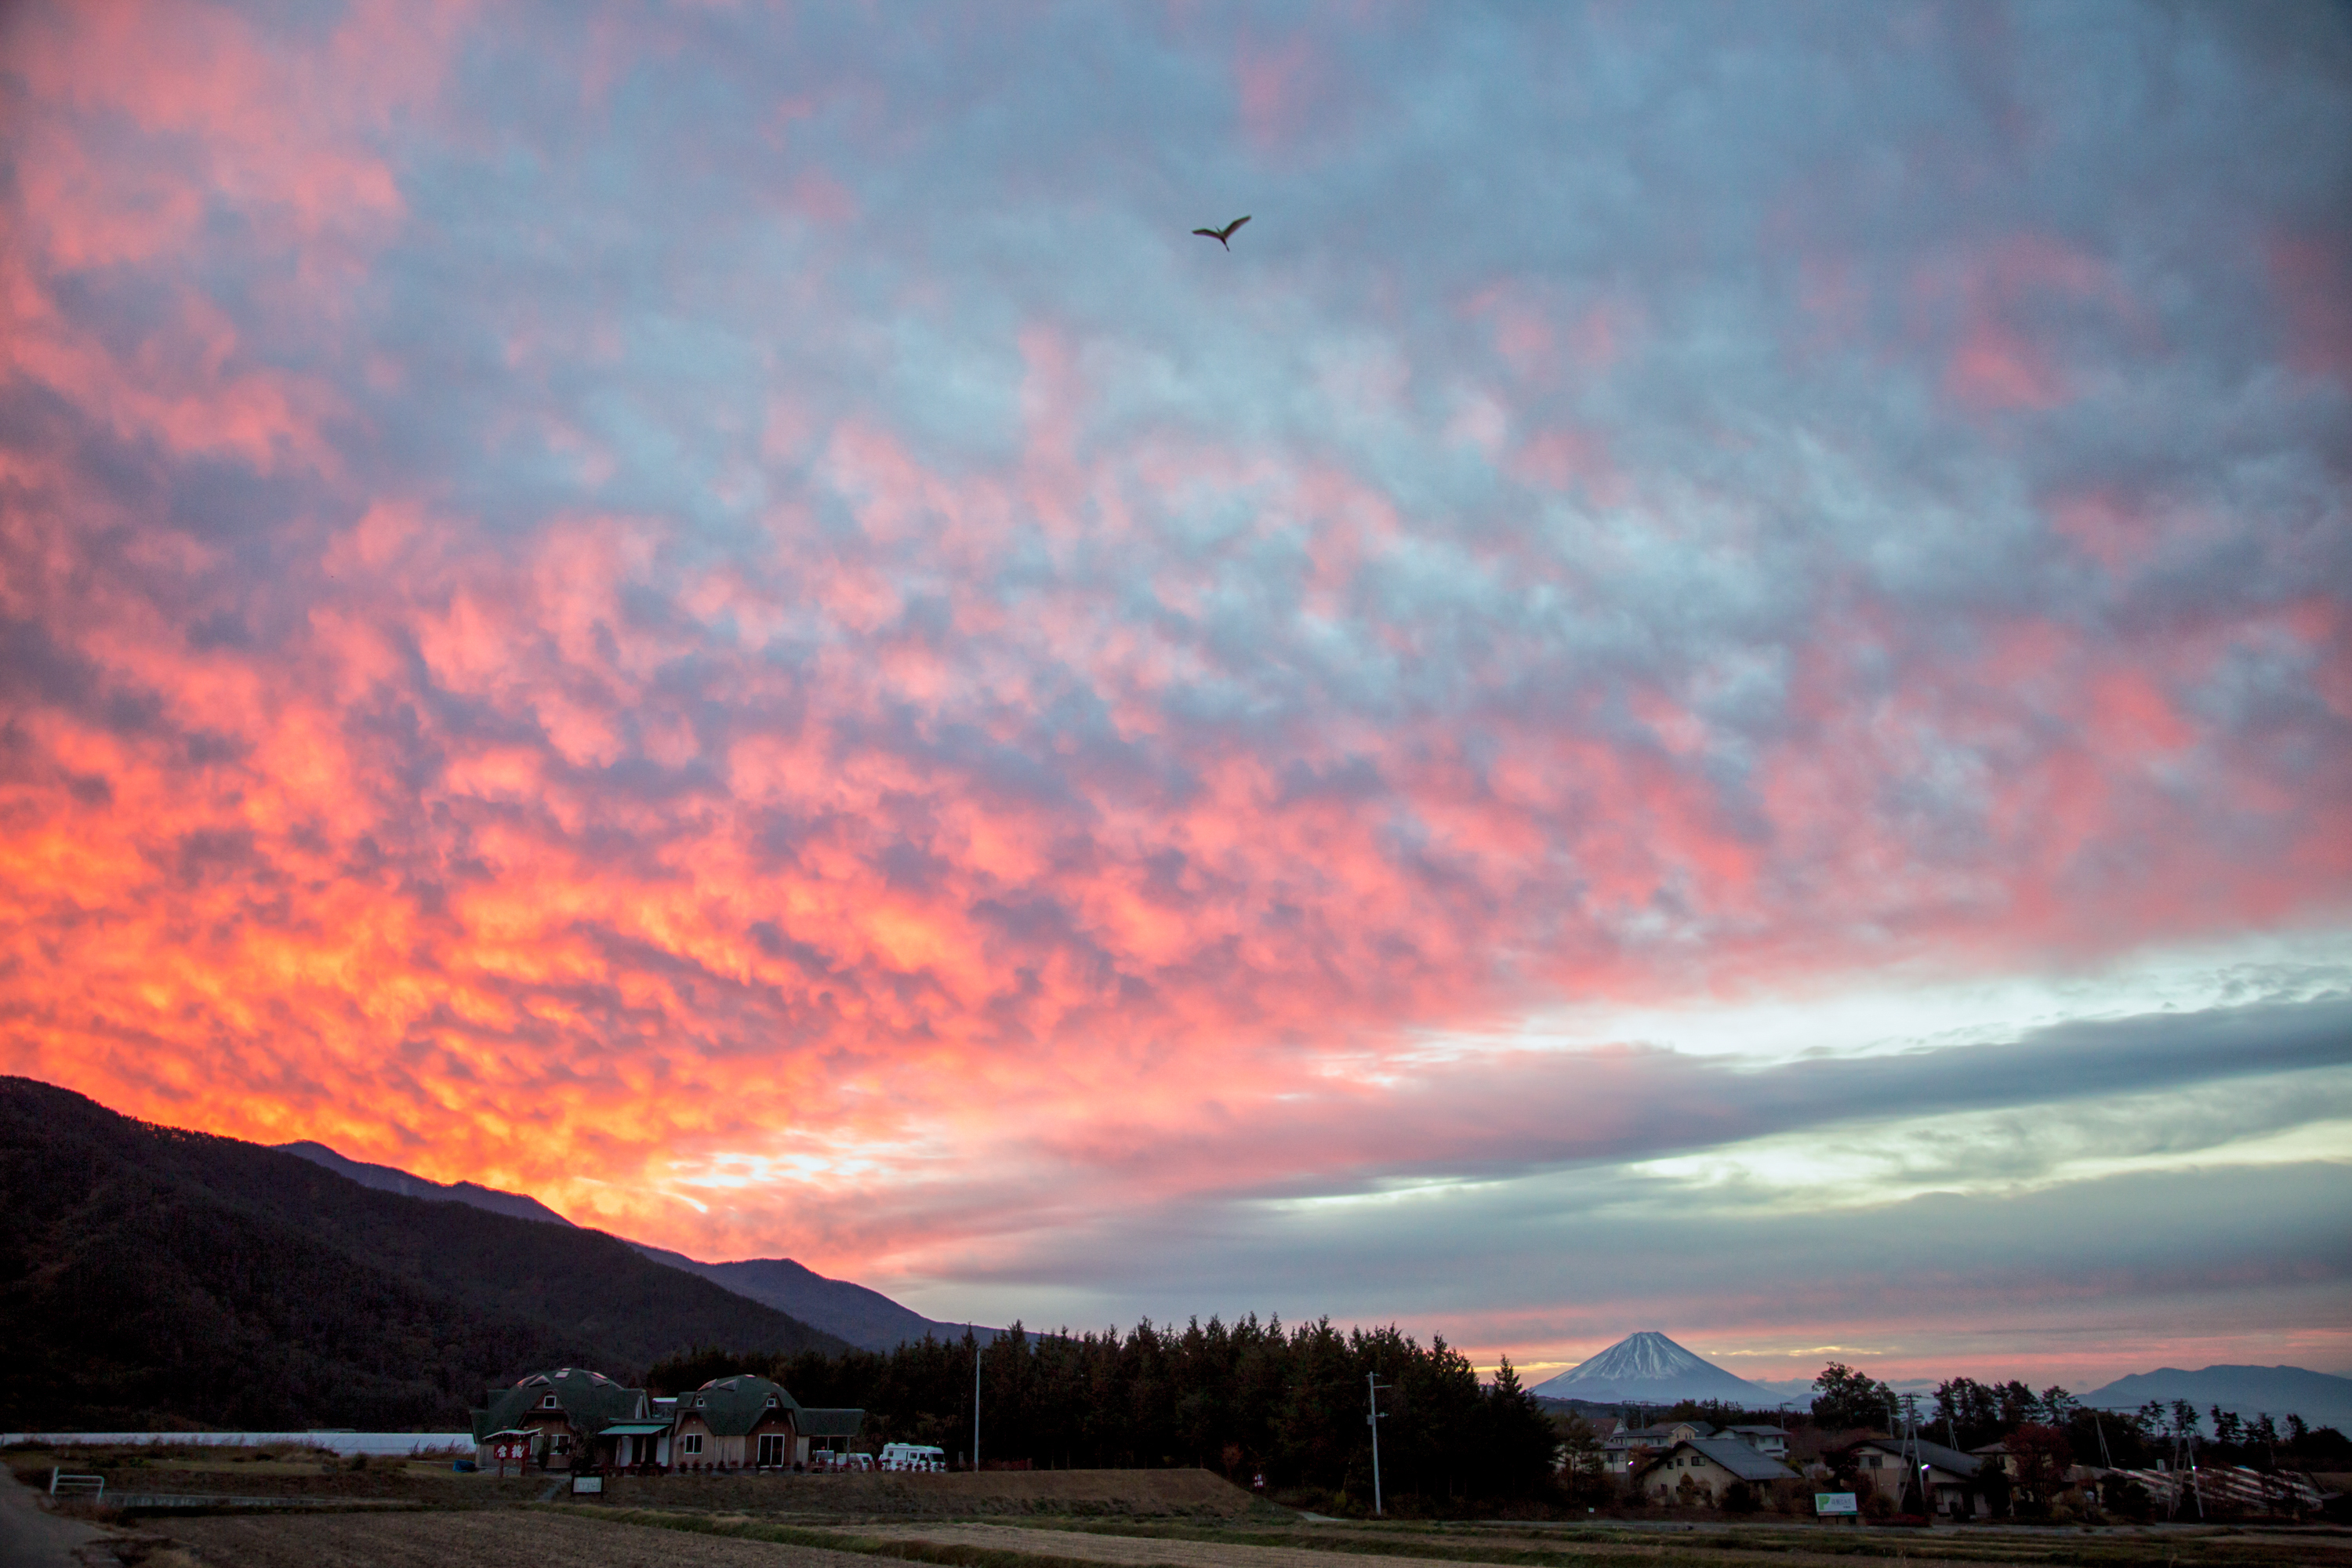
(2270, 233), (2352, 381)
(1, 0), (2345, 1337)
(1912, 235), (2137, 412)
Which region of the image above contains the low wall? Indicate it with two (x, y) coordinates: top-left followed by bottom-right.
(3, 1432), (473, 1457)
(593, 1466), (1258, 1518)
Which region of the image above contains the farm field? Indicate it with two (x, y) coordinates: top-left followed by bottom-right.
(4, 1457), (1270, 1523)
(16, 1458), (2346, 1568)
(158, 1508), (876, 1568)
(4, 1451), (1263, 1520)
(117, 1508), (2352, 1568)
(849, 1517), (2352, 1568)
(4, 1446), (545, 1506)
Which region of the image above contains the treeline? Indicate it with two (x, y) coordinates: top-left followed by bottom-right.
(1811, 1362), (2350, 1477)
(650, 1316), (1563, 1508)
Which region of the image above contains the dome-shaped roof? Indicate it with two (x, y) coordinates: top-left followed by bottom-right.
(515, 1367), (620, 1389)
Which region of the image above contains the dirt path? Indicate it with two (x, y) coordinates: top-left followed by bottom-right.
(0, 1465), (113, 1568)
(163, 1509), (877, 1568)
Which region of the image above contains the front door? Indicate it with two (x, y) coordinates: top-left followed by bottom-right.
(758, 1433), (788, 1468)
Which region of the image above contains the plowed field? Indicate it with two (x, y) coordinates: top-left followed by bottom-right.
(155, 1509), (870, 1568)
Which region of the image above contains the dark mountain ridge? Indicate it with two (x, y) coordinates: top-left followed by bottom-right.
(273, 1138), (987, 1352)
(0, 1076), (846, 1431)
(274, 1138), (576, 1228)
(626, 1243), (996, 1352)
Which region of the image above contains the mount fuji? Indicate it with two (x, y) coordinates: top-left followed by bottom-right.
(1529, 1330), (1773, 1406)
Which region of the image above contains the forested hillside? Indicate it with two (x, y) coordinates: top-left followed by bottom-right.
(0, 1077), (845, 1430)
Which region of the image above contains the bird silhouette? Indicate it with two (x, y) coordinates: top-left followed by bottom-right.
(1192, 215), (1251, 249)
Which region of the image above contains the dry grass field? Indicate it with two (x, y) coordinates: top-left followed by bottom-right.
(849, 1517), (2352, 1568)
(143, 1509), (877, 1568)
(638, 1468), (1265, 1520)
(5, 1446), (542, 1505)
(24, 1461), (2346, 1568)
(85, 1508), (2352, 1568)
(5, 1452), (1264, 1521)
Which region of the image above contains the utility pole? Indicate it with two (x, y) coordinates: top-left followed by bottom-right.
(973, 1337), (983, 1473)
(1367, 1374), (1388, 1516)
(1894, 1392), (1928, 1517)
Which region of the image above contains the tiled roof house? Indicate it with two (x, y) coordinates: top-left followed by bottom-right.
(799, 1406), (868, 1453)
(670, 1374), (808, 1471)
(1634, 1436), (1801, 1502)
(1603, 1419), (1791, 1474)
(470, 1367), (652, 1472)
(1838, 1436), (1983, 1516)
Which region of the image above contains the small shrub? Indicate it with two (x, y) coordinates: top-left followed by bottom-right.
(1724, 1481), (1758, 1513)
(347, 1453), (369, 1471)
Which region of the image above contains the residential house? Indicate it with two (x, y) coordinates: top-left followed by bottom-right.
(799, 1406), (867, 1460)
(1603, 1420), (1791, 1475)
(1633, 1436), (1801, 1503)
(1602, 1419), (1708, 1474)
(670, 1374), (808, 1470)
(470, 1367), (657, 1472)
(1835, 1436), (1984, 1517)
(1725, 1425), (1791, 1462)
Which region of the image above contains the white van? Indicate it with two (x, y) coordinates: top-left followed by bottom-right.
(877, 1443), (946, 1472)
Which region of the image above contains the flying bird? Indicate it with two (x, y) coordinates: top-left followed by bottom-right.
(1192, 215), (1251, 249)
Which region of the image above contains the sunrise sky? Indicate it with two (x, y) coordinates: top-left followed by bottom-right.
(2, 1), (2348, 1388)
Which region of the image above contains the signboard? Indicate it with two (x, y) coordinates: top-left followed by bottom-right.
(1815, 1492), (1859, 1515)
(571, 1473), (604, 1494)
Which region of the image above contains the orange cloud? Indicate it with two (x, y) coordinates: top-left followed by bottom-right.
(2, 0), (2347, 1327)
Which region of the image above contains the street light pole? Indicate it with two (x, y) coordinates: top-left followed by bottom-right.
(1367, 1374), (1388, 1517)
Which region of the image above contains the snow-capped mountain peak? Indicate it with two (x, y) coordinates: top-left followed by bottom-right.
(1529, 1330), (1768, 1404)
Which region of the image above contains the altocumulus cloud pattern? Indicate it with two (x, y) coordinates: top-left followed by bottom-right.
(1, 1), (2347, 1373)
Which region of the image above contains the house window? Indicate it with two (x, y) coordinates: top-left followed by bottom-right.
(551, 1435), (570, 1454)
(759, 1434), (788, 1467)
(543, 1395), (558, 1408)
(684, 1434), (704, 1456)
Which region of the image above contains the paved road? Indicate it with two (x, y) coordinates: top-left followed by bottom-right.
(0, 1465), (111, 1568)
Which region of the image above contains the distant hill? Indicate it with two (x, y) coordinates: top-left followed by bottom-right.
(1528, 1330), (1770, 1405)
(2082, 1365), (2352, 1434)
(0, 1076), (847, 1431)
(626, 1244), (993, 1352)
(274, 1139), (985, 1352)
